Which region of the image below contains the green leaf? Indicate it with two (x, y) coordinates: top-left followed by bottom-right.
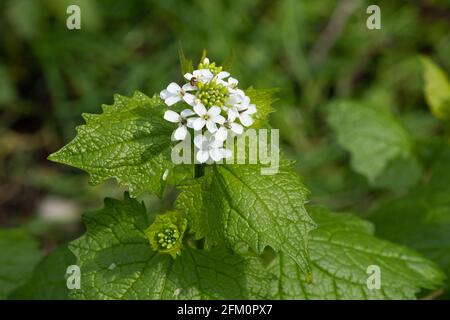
(10, 245), (76, 300)
(370, 148), (450, 289)
(0, 65), (16, 106)
(246, 88), (278, 128)
(48, 91), (193, 197)
(0, 228), (42, 299)
(221, 49), (235, 71)
(421, 57), (450, 120)
(69, 194), (273, 299)
(327, 101), (421, 188)
(269, 207), (445, 299)
(178, 45), (193, 77)
(176, 162), (316, 275)
(372, 155), (422, 190)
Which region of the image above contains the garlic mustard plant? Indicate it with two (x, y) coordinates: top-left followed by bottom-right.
(45, 51), (445, 300)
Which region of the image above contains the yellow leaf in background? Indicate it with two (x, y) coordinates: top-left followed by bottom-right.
(421, 57), (450, 120)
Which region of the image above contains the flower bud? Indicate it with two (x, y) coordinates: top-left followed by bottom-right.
(145, 211), (187, 258)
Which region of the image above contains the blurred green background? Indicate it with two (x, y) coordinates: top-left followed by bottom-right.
(0, 0), (449, 292)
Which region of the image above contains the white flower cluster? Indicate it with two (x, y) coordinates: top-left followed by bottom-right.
(161, 57), (257, 163)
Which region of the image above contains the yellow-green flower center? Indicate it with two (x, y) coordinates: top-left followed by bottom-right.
(156, 227), (180, 250)
(197, 81), (228, 107)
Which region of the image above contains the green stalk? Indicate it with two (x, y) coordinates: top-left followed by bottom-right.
(194, 164), (205, 178)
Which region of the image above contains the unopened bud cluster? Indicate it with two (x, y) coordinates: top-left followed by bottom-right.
(156, 227), (180, 250)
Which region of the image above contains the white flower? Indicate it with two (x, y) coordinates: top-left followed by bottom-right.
(236, 95), (256, 127)
(224, 76), (238, 88)
(194, 134), (231, 163)
(215, 71), (230, 81)
(222, 89), (255, 127)
(191, 103), (225, 133)
(160, 82), (196, 106)
(184, 69), (213, 85)
(223, 94), (242, 120)
(218, 75), (237, 88)
(228, 86), (245, 96)
(163, 109), (195, 141)
(215, 114), (244, 141)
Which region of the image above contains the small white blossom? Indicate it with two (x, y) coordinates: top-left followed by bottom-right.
(160, 82), (196, 106)
(163, 109), (195, 140)
(194, 134), (231, 163)
(191, 104), (225, 133)
(215, 71), (230, 81)
(184, 69), (213, 85)
(227, 86), (245, 96)
(223, 94), (241, 120)
(223, 76), (238, 88)
(236, 95), (256, 127)
(215, 114), (243, 141)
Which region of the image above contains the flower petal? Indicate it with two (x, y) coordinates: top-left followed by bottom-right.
(192, 118), (206, 131)
(230, 122), (243, 134)
(199, 69), (213, 78)
(167, 82), (181, 94)
(210, 136), (224, 148)
(214, 114), (225, 125)
(209, 148), (223, 162)
(215, 126), (228, 141)
(240, 114), (254, 127)
(235, 89), (246, 99)
(194, 103), (207, 116)
(227, 109), (239, 122)
(207, 106), (221, 117)
(194, 134), (207, 149)
(196, 69), (213, 82)
(165, 96), (181, 106)
(160, 89), (170, 100)
(186, 117), (195, 128)
(216, 71), (230, 80)
(247, 104), (257, 115)
(173, 125), (187, 141)
(182, 83), (197, 92)
(223, 148), (232, 158)
(183, 93), (196, 106)
(196, 150), (210, 163)
(164, 110), (181, 123)
(184, 73), (193, 80)
(206, 120), (218, 133)
(239, 95), (251, 108)
(180, 109), (195, 118)
(210, 147), (231, 162)
(226, 94), (241, 106)
(228, 77), (238, 86)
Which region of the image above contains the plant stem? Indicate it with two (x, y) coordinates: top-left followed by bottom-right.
(194, 164), (205, 178)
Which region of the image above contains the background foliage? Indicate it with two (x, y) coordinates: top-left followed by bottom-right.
(0, 0), (449, 299)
